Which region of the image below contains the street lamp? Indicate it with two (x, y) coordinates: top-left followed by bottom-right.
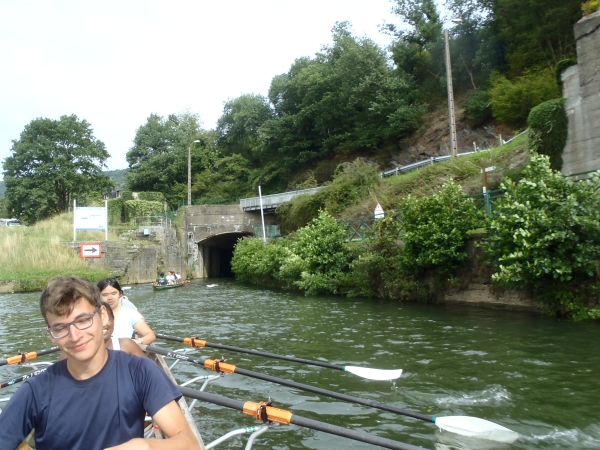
(444, 18), (462, 157)
(188, 139), (201, 207)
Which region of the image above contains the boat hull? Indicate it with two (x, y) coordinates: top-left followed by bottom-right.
(151, 280), (190, 291)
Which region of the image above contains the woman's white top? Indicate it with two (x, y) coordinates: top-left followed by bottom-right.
(112, 307), (143, 339)
(119, 296), (138, 311)
(111, 336), (121, 350)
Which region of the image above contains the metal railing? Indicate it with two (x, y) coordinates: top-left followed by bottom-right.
(240, 187), (321, 211)
(133, 216), (171, 228)
(380, 130), (529, 178)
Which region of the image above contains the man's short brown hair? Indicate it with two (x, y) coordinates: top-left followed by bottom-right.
(40, 276), (101, 323)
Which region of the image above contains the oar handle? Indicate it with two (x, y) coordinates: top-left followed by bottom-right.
(178, 386), (427, 450)
(145, 346), (433, 424)
(0, 347), (60, 366)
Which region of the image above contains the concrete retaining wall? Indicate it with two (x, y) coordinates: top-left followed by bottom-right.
(562, 11), (600, 174)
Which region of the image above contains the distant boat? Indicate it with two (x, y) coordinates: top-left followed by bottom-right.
(206, 284), (218, 288)
(151, 280), (190, 291)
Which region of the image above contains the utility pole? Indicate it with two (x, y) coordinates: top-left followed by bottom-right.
(444, 28), (458, 157)
(188, 140), (201, 207)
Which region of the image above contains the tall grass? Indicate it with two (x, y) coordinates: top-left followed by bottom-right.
(0, 214), (113, 281)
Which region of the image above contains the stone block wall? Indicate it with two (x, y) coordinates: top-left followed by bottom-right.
(65, 226), (188, 284)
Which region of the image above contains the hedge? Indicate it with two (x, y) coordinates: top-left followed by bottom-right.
(527, 98), (568, 171)
(123, 200), (164, 223)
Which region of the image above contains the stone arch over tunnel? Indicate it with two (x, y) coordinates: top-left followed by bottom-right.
(197, 231), (253, 278)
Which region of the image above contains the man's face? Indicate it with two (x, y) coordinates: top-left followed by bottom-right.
(46, 298), (108, 362)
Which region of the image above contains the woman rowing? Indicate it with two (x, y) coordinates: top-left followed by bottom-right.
(97, 278), (156, 345)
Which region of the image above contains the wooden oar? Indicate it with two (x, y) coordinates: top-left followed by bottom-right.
(0, 367), (48, 389)
(178, 386), (427, 450)
(0, 347), (60, 367)
(156, 333), (402, 381)
(143, 345), (519, 443)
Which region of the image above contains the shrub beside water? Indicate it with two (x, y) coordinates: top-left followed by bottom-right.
(484, 155), (600, 319)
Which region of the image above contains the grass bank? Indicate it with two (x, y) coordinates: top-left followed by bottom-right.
(0, 213), (114, 285)
(347, 134), (529, 218)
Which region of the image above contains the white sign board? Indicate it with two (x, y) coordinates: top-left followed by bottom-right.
(74, 207), (106, 230)
(374, 203), (385, 219)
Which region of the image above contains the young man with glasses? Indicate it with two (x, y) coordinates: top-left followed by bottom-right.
(0, 276), (201, 450)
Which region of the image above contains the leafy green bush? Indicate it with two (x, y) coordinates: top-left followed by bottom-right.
(342, 213), (414, 299)
(463, 90), (492, 124)
(137, 192), (165, 202)
(484, 155), (600, 316)
(489, 69), (560, 124)
(555, 59), (577, 85)
(527, 98), (567, 171)
(123, 200), (163, 223)
(107, 198), (124, 225)
(230, 237), (290, 287)
(232, 210), (351, 295)
(582, 0), (600, 15)
(121, 190), (134, 201)
(398, 179), (483, 274)
(284, 210), (352, 295)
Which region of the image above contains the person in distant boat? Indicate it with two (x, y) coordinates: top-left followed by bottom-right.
(0, 275), (200, 450)
(175, 271), (182, 282)
(157, 272), (166, 285)
(166, 271), (176, 285)
(97, 278), (156, 345)
(58, 302), (145, 360)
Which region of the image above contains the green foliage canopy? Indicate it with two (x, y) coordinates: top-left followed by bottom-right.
(398, 179), (483, 274)
(232, 210), (351, 295)
(489, 69), (560, 124)
(252, 22), (423, 189)
(216, 94), (273, 164)
(2, 115), (111, 224)
(484, 155), (600, 292)
(125, 113), (220, 205)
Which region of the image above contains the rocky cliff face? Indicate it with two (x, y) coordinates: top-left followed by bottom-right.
(388, 95), (518, 170)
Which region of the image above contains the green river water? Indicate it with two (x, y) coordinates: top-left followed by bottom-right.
(1, 279), (599, 449)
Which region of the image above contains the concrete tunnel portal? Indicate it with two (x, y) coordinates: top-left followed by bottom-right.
(197, 231), (253, 278)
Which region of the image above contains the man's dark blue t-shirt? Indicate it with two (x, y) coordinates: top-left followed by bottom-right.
(0, 350), (181, 450)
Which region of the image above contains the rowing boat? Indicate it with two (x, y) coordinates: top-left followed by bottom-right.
(151, 280), (190, 291)
(146, 353), (206, 449)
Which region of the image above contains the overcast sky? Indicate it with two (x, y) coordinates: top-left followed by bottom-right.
(0, 0), (400, 176)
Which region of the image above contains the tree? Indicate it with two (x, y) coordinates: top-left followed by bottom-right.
(447, 0), (581, 75)
(386, 0), (445, 99)
(125, 112), (218, 204)
(2, 115), (111, 224)
(258, 22), (423, 181)
(216, 94), (273, 164)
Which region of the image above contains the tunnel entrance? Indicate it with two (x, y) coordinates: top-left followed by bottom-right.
(198, 232), (252, 278)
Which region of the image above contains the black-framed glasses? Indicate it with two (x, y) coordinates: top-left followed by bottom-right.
(47, 307), (100, 339)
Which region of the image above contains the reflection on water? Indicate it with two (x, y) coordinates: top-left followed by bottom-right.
(1, 279), (599, 449)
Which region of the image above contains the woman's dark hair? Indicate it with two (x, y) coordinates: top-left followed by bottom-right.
(97, 278), (123, 295)
(101, 301), (114, 320)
